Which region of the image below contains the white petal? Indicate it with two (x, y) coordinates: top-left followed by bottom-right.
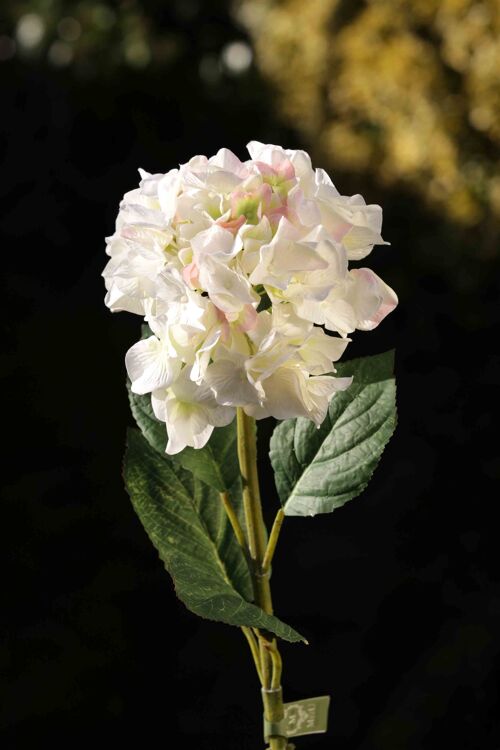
(349, 268), (398, 330)
(191, 225), (240, 263)
(322, 298), (358, 336)
(271, 304), (312, 341)
(199, 258), (257, 315)
(207, 403), (236, 427)
(299, 328), (351, 374)
(272, 239), (328, 274)
(158, 169), (180, 220)
(291, 297), (326, 327)
(247, 367), (311, 421)
(314, 168), (337, 191)
(288, 149), (313, 182)
(209, 147), (246, 175)
(165, 399), (214, 454)
(190, 327), (222, 383)
(151, 388), (168, 421)
(246, 140), (267, 160)
(305, 374), (353, 426)
(288, 185), (321, 226)
(104, 283), (146, 315)
(125, 336), (180, 395)
(206, 357), (261, 406)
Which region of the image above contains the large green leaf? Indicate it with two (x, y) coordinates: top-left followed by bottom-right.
(269, 350), (397, 517)
(127, 383), (239, 492)
(124, 429), (305, 642)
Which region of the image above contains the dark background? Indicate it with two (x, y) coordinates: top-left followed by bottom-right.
(1, 2), (499, 748)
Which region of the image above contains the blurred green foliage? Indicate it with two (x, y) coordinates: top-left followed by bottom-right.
(3, 0), (182, 72)
(3, 0), (498, 241)
(235, 0), (500, 232)
(1, 0), (254, 79)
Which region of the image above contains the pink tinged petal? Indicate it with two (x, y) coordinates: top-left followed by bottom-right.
(214, 305), (231, 344)
(266, 204), (289, 228)
(350, 268), (398, 330)
(231, 184), (274, 223)
(182, 262), (200, 289)
(239, 304), (258, 332)
(252, 160), (277, 178)
(325, 201), (386, 259)
(327, 217), (353, 243)
(287, 185), (321, 226)
(259, 182), (274, 208)
(216, 214), (246, 233)
(276, 157), (295, 181)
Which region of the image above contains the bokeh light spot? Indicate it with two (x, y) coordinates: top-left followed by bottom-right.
(58, 17), (82, 43)
(16, 13), (45, 49)
(124, 39), (151, 68)
(91, 5), (116, 31)
(48, 40), (73, 67)
(221, 41), (253, 75)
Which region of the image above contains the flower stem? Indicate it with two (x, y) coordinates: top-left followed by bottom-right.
(220, 490), (247, 551)
(262, 509), (285, 574)
(236, 408), (288, 750)
(236, 408), (271, 610)
(241, 626), (263, 684)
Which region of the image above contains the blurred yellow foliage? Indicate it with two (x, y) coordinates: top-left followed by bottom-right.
(236, 0), (500, 225)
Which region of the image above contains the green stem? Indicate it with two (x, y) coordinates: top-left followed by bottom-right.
(242, 626), (263, 684)
(220, 491), (247, 551)
(236, 408), (288, 750)
(262, 509), (285, 574)
(269, 642), (283, 690)
(236, 409), (272, 612)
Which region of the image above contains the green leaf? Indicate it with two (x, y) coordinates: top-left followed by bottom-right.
(124, 429), (305, 643)
(127, 383), (239, 492)
(269, 350), (397, 517)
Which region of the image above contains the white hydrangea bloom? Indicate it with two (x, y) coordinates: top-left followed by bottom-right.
(103, 142), (397, 454)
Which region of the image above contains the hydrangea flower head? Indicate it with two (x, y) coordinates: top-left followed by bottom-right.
(103, 142), (397, 454)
